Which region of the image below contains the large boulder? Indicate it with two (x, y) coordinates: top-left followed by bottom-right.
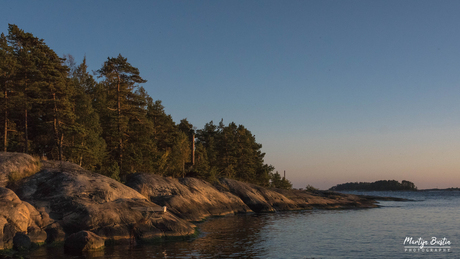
(126, 173), (252, 221)
(16, 161), (195, 243)
(217, 178), (300, 212)
(0, 187), (50, 250)
(0, 152), (40, 188)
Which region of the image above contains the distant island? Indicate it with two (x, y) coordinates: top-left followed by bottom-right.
(329, 180), (417, 191)
(420, 187), (460, 191)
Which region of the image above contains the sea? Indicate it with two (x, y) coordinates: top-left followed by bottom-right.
(29, 190), (459, 258)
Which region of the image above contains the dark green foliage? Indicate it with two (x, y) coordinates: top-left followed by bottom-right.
(195, 120), (274, 186)
(329, 180), (418, 191)
(96, 54), (148, 180)
(0, 24), (281, 187)
(0, 32), (16, 152)
(305, 184), (319, 192)
(144, 100), (192, 177)
(270, 171), (292, 190)
(65, 56), (106, 170)
(4, 24), (73, 158)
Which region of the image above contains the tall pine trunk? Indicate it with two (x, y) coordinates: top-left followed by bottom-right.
(117, 74), (123, 171)
(53, 92), (63, 161)
(3, 86), (7, 152)
(58, 133), (64, 161)
(24, 78), (28, 154)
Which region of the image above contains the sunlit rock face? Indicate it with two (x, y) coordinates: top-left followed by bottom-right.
(0, 151), (378, 251)
(273, 188), (379, 209)
(0, 152), (41, 188)
(15, 161), (196, 243)
(216, 178), (300, 212)
(218, 178), (378, 211)
(126, 173), (378, 221)
(126, 173), (252, 221)
(0, 187), (50, 250)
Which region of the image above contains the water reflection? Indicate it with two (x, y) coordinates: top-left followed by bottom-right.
(28, 193), (460, 258)
(29, 213), (272, 259)
(158, 214), (270, 258)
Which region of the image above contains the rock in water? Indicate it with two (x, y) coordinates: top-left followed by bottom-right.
(64, 230), (104, 253)
(16, 161), (195, 243)
(13, 232), (31, 251)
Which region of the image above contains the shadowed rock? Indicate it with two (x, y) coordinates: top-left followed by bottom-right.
(64, 230), (105, 253)
(13, 232), (31, 251)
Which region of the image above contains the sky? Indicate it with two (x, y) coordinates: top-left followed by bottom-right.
(2, 0), (460, 189)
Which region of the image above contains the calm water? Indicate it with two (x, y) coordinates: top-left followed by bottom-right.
(30, 190), (459, 258)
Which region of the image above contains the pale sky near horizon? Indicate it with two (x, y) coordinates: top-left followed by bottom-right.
(2, 0), (460, 189)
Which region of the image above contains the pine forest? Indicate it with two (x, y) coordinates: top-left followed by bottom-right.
(0, 24), (292, 189)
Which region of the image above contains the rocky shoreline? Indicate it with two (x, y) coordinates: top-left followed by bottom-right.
(0, 152), (389, 255)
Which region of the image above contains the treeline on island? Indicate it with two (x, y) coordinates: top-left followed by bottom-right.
(0, 24), (292, 188)
(329, 180), (417, 191)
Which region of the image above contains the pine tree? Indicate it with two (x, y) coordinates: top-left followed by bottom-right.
(217, 121), (238, 178)
(145, 100), (176, 175)
(5, 24), (73, 158)
(34, 43), (73, 160)
(0, 33), (16, 151)
(7, 24), (42, 153)
(196, 120), (219, 175)
(195, 120), (272, 185)
(178, 118), (195, 172)
(96, 54), (147, 179)
(270, 171), (292, 189)
(147, 100), (176, 151)
(66, 57), (106, 170)
(123, 86), (156, 174)
(193, 141), (215, 180)
(178, 118), (195, 139)
(1, 25), (279, 187)
(169, 131), (191, 178)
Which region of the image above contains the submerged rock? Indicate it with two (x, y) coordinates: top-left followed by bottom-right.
(64, 230), (105, 253)
(13, 232), (31, 251)
(15, 161), (196, 243)
(126, 173), (251, 221)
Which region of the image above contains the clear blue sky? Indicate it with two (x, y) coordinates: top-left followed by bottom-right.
(2, 0), (460, 189)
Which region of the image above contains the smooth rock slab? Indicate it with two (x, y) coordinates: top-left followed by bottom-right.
(217, 178), (299, 212)
(126, 173), (252, 221)
(16, 161), (196, 242)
